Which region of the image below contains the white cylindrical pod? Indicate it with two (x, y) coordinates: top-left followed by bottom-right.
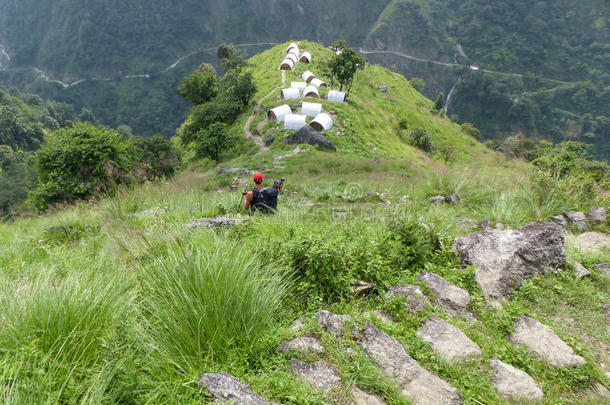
(300, 52), (312, 63)
(310, 78), (327, 88)
(288, 48), (300, 58)
(286, 53), (298, 64)
(279, 59), (295, 71)
(310, 113), (333, 131)
(302, 70), (315, 83)
(267, 104), (292, 121)
(281, 88), (300, 100)
(286, 42), (299, 53)
(327, 90), (346, 102)
(284, 114), (307, 131)
(301, 102), (322, 117)
(303, 85), (319, 98)
(291, 81), (307, 90)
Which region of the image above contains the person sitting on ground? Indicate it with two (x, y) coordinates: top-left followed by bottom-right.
(242, 172), (280, 215)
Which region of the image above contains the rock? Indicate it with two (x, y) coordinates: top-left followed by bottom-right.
(454, 223), (565, 307)
(351, 387), (387, 405)
(283, 126), (336, 151)
(360, 323), (461, 405)
(350, 281), (375, 297)
(593, 263), (610, 278)
(316, 310), (352, 337)
(241, 168), (250, 175)
(416, 317), (481, 362)
(573, 232), (610, 253)
(456, 218), (479, 231)
(126, 208), (166, 218)
(549, 215), (568, 227)
(495, 221), (505, 230)
(417, 273), (470, 317)
(430, 195), (445, 204)
(509, 315), (585, 368)
(573, 261), (591, 279)
(216, 167), (239, 174)
(47, 225), (74, 233)
(603, 303), (610, 322)
(200, 372), (279, 405)
(247, 149), (256, 155)
(490, 360), (543, 400)
(277, 336), (325, 354)
(479, 220), (493, 230)
(351, 327), (361, 340)
(289, 359), (341, 392)
(257, 163), (268, 171)
(371, 310), (393, 323)
(291, 317), (309, 330)
(593, 382), (610, 397)
(587, 207), (607, 224)
(563, 211), (590, 232)
(187, 216), (248, 229)
(386, 285), (429, 314)
(264, 134), (275, 146)
(445, 194), (461, 204)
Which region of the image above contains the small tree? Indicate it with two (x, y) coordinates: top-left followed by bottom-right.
(178, 69), (218, 105)
(195, 123), (236, 163)
(460, 122), (481, 140)
(408, 128), (434, 153)
(438, 140), (457, 164)
(434, 93), (445, 112)
(217, 44), (236, 60)
(331, 39), (347, 52)
(329, 47), (366, 99)
(130, 134), (182, 180)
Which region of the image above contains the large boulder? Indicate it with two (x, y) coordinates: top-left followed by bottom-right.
(490, 360), (543, 400)
(316, 310), (352, 337)
(563, 211), (590, 232)
(416, 317), (481, 362)
(200, 372), (280, 404)
(453, 223), (565, 307)
(417, 273), (470, 317)
(509, 315), (585, 368)
(386, 285), (429, 314)
(587, 207), (607, 224)
(283, 126), (336, 151)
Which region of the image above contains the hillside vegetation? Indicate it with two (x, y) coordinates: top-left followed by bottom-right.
(0, 42), (608, 404)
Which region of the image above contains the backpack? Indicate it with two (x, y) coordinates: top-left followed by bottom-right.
(251, 187), (279, 214)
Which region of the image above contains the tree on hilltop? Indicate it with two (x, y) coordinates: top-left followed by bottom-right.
(328, 46), (366, 99)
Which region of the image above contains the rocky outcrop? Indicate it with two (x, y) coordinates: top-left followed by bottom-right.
(417, 273), (470, 317)
(283, 126), (336, 151)
(351, 387), (386, 405)
(187, 216), (249, 229)
(361, 323), (462, 405)
(593, 262), (610, 278)
(316, 310), (352, 337)
(416, 317), (481, 362)
(386, 285), (429, 314)
(563, 211), (590, 232)
(573, 232), (610, 253)
(587, 207), (607, 224)
(289, 359), (341, 391)
(573, 261), (591, 279)
(549, 215), (568, 227)
(277, 336), (325, 354)
(200, 372), (280, 404)
(350, 281), (375, 297)
(490, 360), (543, 400)
(509, 316), (585, 368)
(264, 134), (275, 146)
(454, 223), (565, 307)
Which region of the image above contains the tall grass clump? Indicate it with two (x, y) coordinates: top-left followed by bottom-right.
(137, 234), (289, 373)
(0, 273), (130, 404)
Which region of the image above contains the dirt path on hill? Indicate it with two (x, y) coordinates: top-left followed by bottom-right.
(244, 85), (281, 152)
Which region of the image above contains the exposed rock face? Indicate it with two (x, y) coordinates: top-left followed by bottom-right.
(573, 261), (591, 279)
(351, 387), (387, 405)
(316, 310), (352, 337)
(290, 317), (309, 330)
(480, 220), (493, 230)
(200, 372), (279, 405)
(417, 273), (470, 317)
(593, 263), (610, 278)
(216, 167), (239, 174)
(509, 316), (585, 368)
(587, 207), (607, 224)
(350, 281), (375, 297)
(573, 232), (610, 253)
(563, 211), (590, 232)
(445, 194), (461, 204)
(289, 359), (341, 391)
(490, 360), (543, 400)
(453, 223), (565, 307)
(283, 126), (336, 151)
(416, 317), (481, 362)
(360, 323), (462, 405)
(430, 195), (446, 204)
(187, 216), (249, 229)
(386, 285), (429, 314)
(549, 215), (568, 227)
(277, 336), (325, 354)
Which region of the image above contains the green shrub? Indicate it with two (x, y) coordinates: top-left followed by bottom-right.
(130, 134), (182, 181)
(408, 128), (435, 153)
(28, 123), (132, 210)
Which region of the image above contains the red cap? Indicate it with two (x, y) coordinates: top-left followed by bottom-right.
(253, 172), (263, 183)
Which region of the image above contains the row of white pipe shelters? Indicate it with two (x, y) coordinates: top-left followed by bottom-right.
(302, 70), (315, 83)
(300, 52), (312, 63)
(310, 113), (333, 131)
(281, 88), (300, 100)
(280, 59), (295, 71)
(291, 81), (307, 91)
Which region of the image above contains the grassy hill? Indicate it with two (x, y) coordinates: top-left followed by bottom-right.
(0, 42), (608, 404)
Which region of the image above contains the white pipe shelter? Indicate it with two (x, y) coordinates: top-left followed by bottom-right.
(303, 85), (319, 98)
(279, 59), (295, 71)
(310, 78), (327, 88)
(301, 102), (322, 117)
(286, 42), (299, 53)
(281, 88), (300, 100)
(284, 114), (307, 131)
(268, 104), (292, 121)
(300, 52), (312, 63)
(291, 81), (307, 90)
(327, 90), (346, 103)
(286, 53), (298, 64)
(288, 48), (300, 58)
(310, 113), (333, 131)
(302, 70), (315, 83)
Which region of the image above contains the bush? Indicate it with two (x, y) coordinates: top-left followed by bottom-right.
(178, 69), (218, 105)
(408, 128), (435, 153)
(130, 134), (181, 181)
(28, 123), (132, 210)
